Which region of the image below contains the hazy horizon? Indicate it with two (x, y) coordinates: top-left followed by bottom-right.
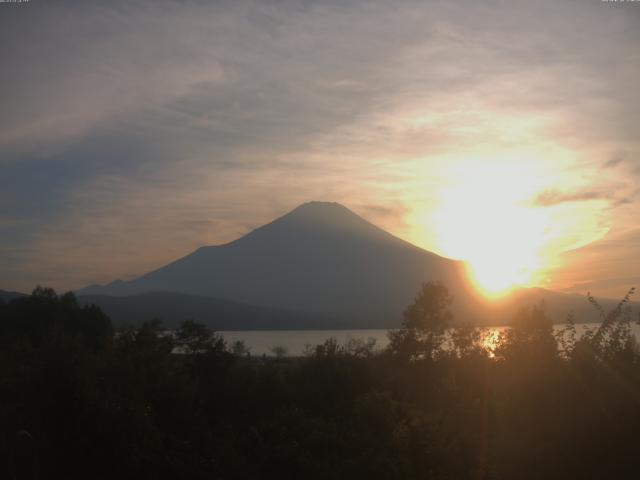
(1, 0), (639, 299)
(4, 4), (640, 478)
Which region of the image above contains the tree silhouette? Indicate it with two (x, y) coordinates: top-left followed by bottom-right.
(388, 281), (453, 360)
(2, 284), (640, 479)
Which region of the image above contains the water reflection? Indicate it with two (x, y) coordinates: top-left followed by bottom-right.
(220, 323), (640, 357)
(480, 328), (505, 357)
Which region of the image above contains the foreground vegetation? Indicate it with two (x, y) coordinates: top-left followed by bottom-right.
(1, 284), (639, 479)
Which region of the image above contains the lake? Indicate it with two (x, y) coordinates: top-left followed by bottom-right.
(219, 323), (640, 356)
(219, 329), (389, 356)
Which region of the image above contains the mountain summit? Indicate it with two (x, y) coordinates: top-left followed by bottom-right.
(229, 201), (443, 257)
(80, 202), (469, 326)
(78, 202), (627, 327)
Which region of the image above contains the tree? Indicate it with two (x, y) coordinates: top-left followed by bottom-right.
(231, 339), (250, 357)
(176, 319), (224, 355)
(494, 303), (557, 363)
(388, 282), (453, 360)
(270, 345), (288, 359)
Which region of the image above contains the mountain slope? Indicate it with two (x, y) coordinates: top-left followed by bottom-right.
(78, 292), (335, 330)
(475, 287), (636, 326)
(0, 289), (28, 303)
(80, 202), (472, 327)
(79, 202), (635, 327)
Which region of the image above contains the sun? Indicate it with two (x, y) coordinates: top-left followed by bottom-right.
(404, 151), (613, 299)
(417, 158), (552, 297)
(432, 177), (550, 297)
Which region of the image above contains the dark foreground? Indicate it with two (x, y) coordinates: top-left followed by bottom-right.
(1, 284), (639, 480)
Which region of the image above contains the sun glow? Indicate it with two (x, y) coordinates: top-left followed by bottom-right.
(418, 156), (610, 298)
(432, 166), (549, 297)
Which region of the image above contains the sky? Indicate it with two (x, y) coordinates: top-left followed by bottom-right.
(1, 0), (639, 298)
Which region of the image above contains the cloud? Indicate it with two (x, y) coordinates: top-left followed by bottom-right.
(534, 189), (617, 207)
(532, 184), (638, 210)
(1, 0), (640, 292)
(604, 151), (627, 168)
(0, 1), (230, 157)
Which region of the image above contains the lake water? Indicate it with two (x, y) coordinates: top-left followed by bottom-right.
(219, 323), (640, 356)
(219, 329), (389, 356)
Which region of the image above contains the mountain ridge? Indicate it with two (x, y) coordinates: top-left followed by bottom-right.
(78, 201), (471, 325)
(77, 201), (636, 327)
(77, 291), (338, 330)
(0, 289), (28, 303)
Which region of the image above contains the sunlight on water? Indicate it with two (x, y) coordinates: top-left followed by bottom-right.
(221, 323), (640, 357)
(480, 328), (505, 358)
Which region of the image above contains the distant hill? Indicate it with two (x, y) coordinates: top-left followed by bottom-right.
(80, 202), (474, 327)
(78, 292), (336, 330)
(0, 289), (27, 303)
(76, 286), (636, 330)
(472, 287), (637, 326)
(79, 202), (636, 327)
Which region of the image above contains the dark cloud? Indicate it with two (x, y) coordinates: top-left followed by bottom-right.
(534, 189), (613, 207)
(604, 151), (627, 168)
(532, 183), (639, 210)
